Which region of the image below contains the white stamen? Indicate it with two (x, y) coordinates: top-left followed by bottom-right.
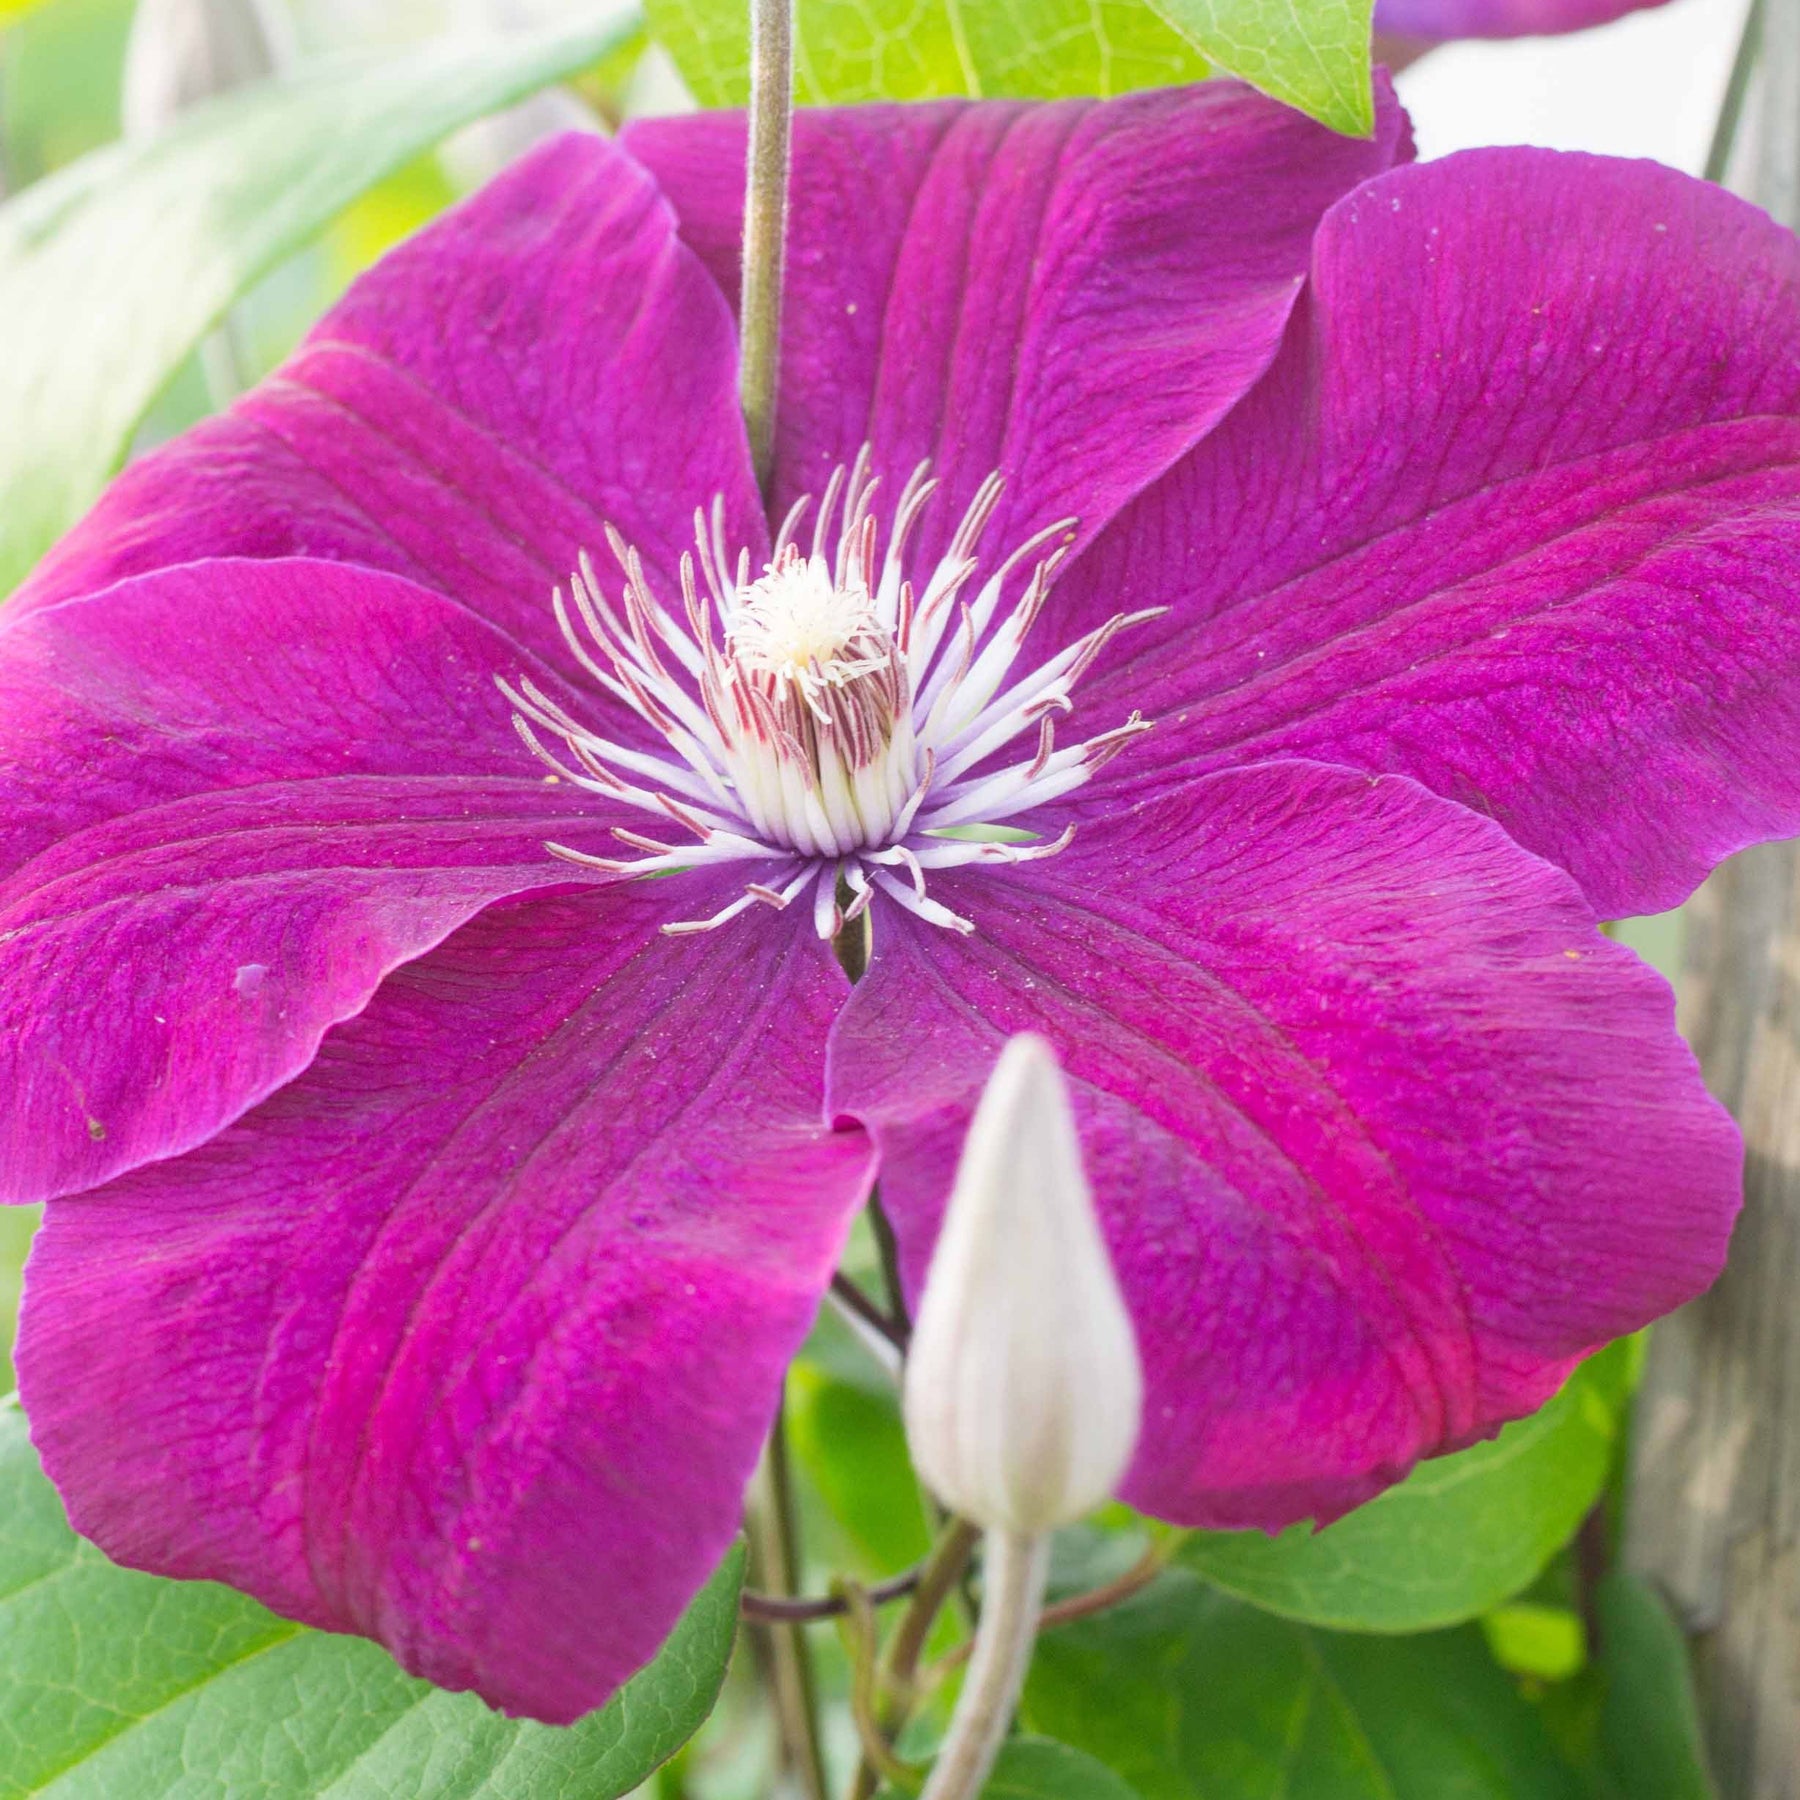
(501, 456), (1154, 939)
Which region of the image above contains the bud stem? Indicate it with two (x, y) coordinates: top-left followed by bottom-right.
(920, 1530), (1052, 1800)
(739, 0), (795, 495)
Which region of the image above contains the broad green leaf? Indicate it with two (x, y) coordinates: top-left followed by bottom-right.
(0, 9), (642, 597)
(879, 1737), (1145, 1800)
(0, 1400), (740, 1799)
(979, 1740), (1145, 1800)
(1588, 1572), (1716, 1800)
(1538, 1571), (1717, 1800)
(1024, 1568), (1585, 1800)
(643, 0), (1207, 107)
(1177, 1341), (1632, 1632)
(1143, 0), (1374, 135)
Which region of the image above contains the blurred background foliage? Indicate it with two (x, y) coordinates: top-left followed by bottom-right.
(0, 2), (1712, 1796)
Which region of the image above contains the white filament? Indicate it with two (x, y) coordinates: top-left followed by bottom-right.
(501, 451), (1158, 937)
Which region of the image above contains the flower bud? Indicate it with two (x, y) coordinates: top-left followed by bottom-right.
(121, 0), (294, 141)
(903, 1034), (1143, 1534)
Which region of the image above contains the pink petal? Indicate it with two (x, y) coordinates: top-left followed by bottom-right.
(1067, 150), (1800, 920)
(0, 557), (620, 1204)
(828, 762), (1740, 1529)
(17, 133), (764, 688)
(625, 81), (1411, 574)
(1376, 0), (1669, 38)
(21, 884), (871, 1722)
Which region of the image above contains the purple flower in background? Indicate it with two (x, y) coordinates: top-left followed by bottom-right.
(4, 79), (1800, 1722)
(1374, 0), (1669, 42)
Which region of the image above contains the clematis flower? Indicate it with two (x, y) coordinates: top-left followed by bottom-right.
(1373, 0), (1669, 43)
(4, 80), (1799, 1724)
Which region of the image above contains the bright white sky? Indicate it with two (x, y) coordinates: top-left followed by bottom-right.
(1395, 0), (1751, 172)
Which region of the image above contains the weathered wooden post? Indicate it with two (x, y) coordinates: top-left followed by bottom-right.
(1625, 11), (1800, 1781)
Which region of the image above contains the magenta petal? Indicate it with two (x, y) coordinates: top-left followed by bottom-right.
(1069, 151), (1800, 920)
(20, 883), (871, 1722)
(1375, 0), (1668, 38)
(0, 557), (616, 1204)
(624, 82), (1410, 571)
(828, 762), (1740, 1529)
(18, 133), (764, 676)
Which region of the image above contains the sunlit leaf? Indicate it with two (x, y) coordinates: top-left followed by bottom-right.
(643, 0), (1207, 106)
(645, 0), (1374, 130)
(1483, 1602), (1587, 1682)
(1144, 0), (1373, 134)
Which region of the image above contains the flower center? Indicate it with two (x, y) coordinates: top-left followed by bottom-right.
(717, 545), (918, 859)
(501, 453), (1158, 938)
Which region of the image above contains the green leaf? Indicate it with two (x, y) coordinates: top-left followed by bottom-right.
(1177, 1342), (1632, 1633)
(0, 0), (133, 188)
(0, 1207), (38, 1393)
(980, 1739), (1145, 1799)
(0, 1400), (740, 1798)
(1538, 1571), (1717, 1800)
(1142, 0), (1373, 135)
(789, 1362), (933, 1578)
(1024, 1568), (1586, 1800)
(643, 0), (1207, 107)
(644, 0), (1374, 130)
(880, 1737), (1146, 1800)
(1588, 1572), (1715, 1800)
(1482, 1602), (1586, 1682)
(0, 9), (643, 598)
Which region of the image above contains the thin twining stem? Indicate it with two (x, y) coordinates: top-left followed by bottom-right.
(741, 1564), (922, 1623)
(930, 1540), (1173, 1677)
(830, 1270), (908, 1353)
(841, 1582), (928, 1792)
(739, 0), (795, 494)
(849, 1515), (984, 1800)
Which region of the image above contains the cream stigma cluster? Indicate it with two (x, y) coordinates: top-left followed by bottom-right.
(502, 453), (1157, 938)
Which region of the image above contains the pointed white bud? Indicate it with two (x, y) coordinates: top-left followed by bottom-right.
(903, 1034), (1143, 1534)
(121, 0), (294, 141)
